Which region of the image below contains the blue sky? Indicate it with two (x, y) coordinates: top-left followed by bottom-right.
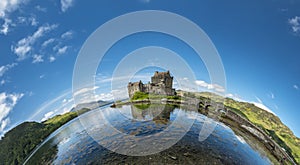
(0, 0), (300, 138)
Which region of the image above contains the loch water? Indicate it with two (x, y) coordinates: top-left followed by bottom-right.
(25, 104), (272, 164)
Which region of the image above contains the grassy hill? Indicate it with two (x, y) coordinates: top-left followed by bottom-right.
(192, 91), (300, 164)
(224, 97), (300, 164)
(0, 108), (90, 165)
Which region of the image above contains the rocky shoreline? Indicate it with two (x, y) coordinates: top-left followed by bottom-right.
(222, 109), (296, 164)
(111, 98), (296, 165)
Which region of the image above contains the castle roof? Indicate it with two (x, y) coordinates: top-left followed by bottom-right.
(128, 80), (143, 86)
(153, 70), (171, 77)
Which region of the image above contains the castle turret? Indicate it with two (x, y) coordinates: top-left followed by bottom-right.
(151, 70), (173, 89)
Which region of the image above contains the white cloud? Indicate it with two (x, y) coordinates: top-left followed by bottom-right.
(271, 93), (275, 99)
(12, 24), (58, 60)
(209, 84), (225, 92)
(29, 17), (38, 26)
(57, 45), (68, 54)
(226, 93), (233, 98)
(252, 96), (275, 115)
(32, 86), (112, 123)
(62, 98), (73, 104)
(225, 93), (245, 102)
(0, 0), (29, 34)
(41, 111), (54, 122)
(0, 0), (27, 18)
(255, 96), (262, 104)
(29, 89), (72, 121)
(32, 54), (43, 63)
(17, 16), (26, 23)
(61, 30), (73, 39)
(49, 56), (56, 62)
(95, 93), (114, 101)
(252, 102), (275, 115)
(0, 63), (17, 77)
(29, 24), (57, 42)
(0, 80), (5, 85)
(39, 93), (75, 122)
(74, 86), (101, 104)
(12, 44), (31, 60)
(42, 38), (55, 47)
(0, 92), (24, 137)
(62, 98), (67, 103)
(226, 93), (275, 115)
(288, 16), (300, 34)
(0, 118), (10, 133)
(39, 74), (45, 79)
(293, 84), (299, 90)
(195, 80), (209, 88)
(60, 0), (73, 12)
(35, 5), (46, 12)
(0, 18), (11, 35)
(268, 92), (275, 99)
(17, 16), (38, 26)
(195, 80), (225, 93)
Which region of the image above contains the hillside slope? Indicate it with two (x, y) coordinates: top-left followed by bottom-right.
(224, 97), (300, 163)
(193, 91), (300, 164)
(0, 109), (89, 165)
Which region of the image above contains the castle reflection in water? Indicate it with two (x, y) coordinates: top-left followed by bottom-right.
(131, 104), (174, 125)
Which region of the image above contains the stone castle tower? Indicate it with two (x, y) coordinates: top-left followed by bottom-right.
(128, 71), (176, 98)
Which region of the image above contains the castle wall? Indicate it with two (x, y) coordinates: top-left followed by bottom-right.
(151, 71), (173, 89)
(128, 81), (143, 98)
(128, 71), (176, 98)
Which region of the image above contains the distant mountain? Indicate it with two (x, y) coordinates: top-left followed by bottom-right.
(71, 100), (112, 112)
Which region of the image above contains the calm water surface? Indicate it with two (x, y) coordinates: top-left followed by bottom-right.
(25, 104), (272, 164)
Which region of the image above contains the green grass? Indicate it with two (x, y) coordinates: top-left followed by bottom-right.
(224, 97), (300, 163)
(133, 104), (150, 110)
(131, 91), (149, 101)
(178, 90), (300, 163)
(225, 106), (249, 120)
(166, 95), (181, 100)
(180, 90), (300, 163)
(0, 108), (91, 165)
(44, 112), (77, 125)
(131, 92), (181, 101)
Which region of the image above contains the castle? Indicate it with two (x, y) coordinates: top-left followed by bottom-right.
(128, 71), (176, 98)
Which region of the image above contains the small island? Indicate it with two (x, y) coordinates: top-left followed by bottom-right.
(128, 70), (176, 98)
(112, 71), (182, 107)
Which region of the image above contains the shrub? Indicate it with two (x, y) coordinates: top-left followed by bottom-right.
(131, 92), (149, 101)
